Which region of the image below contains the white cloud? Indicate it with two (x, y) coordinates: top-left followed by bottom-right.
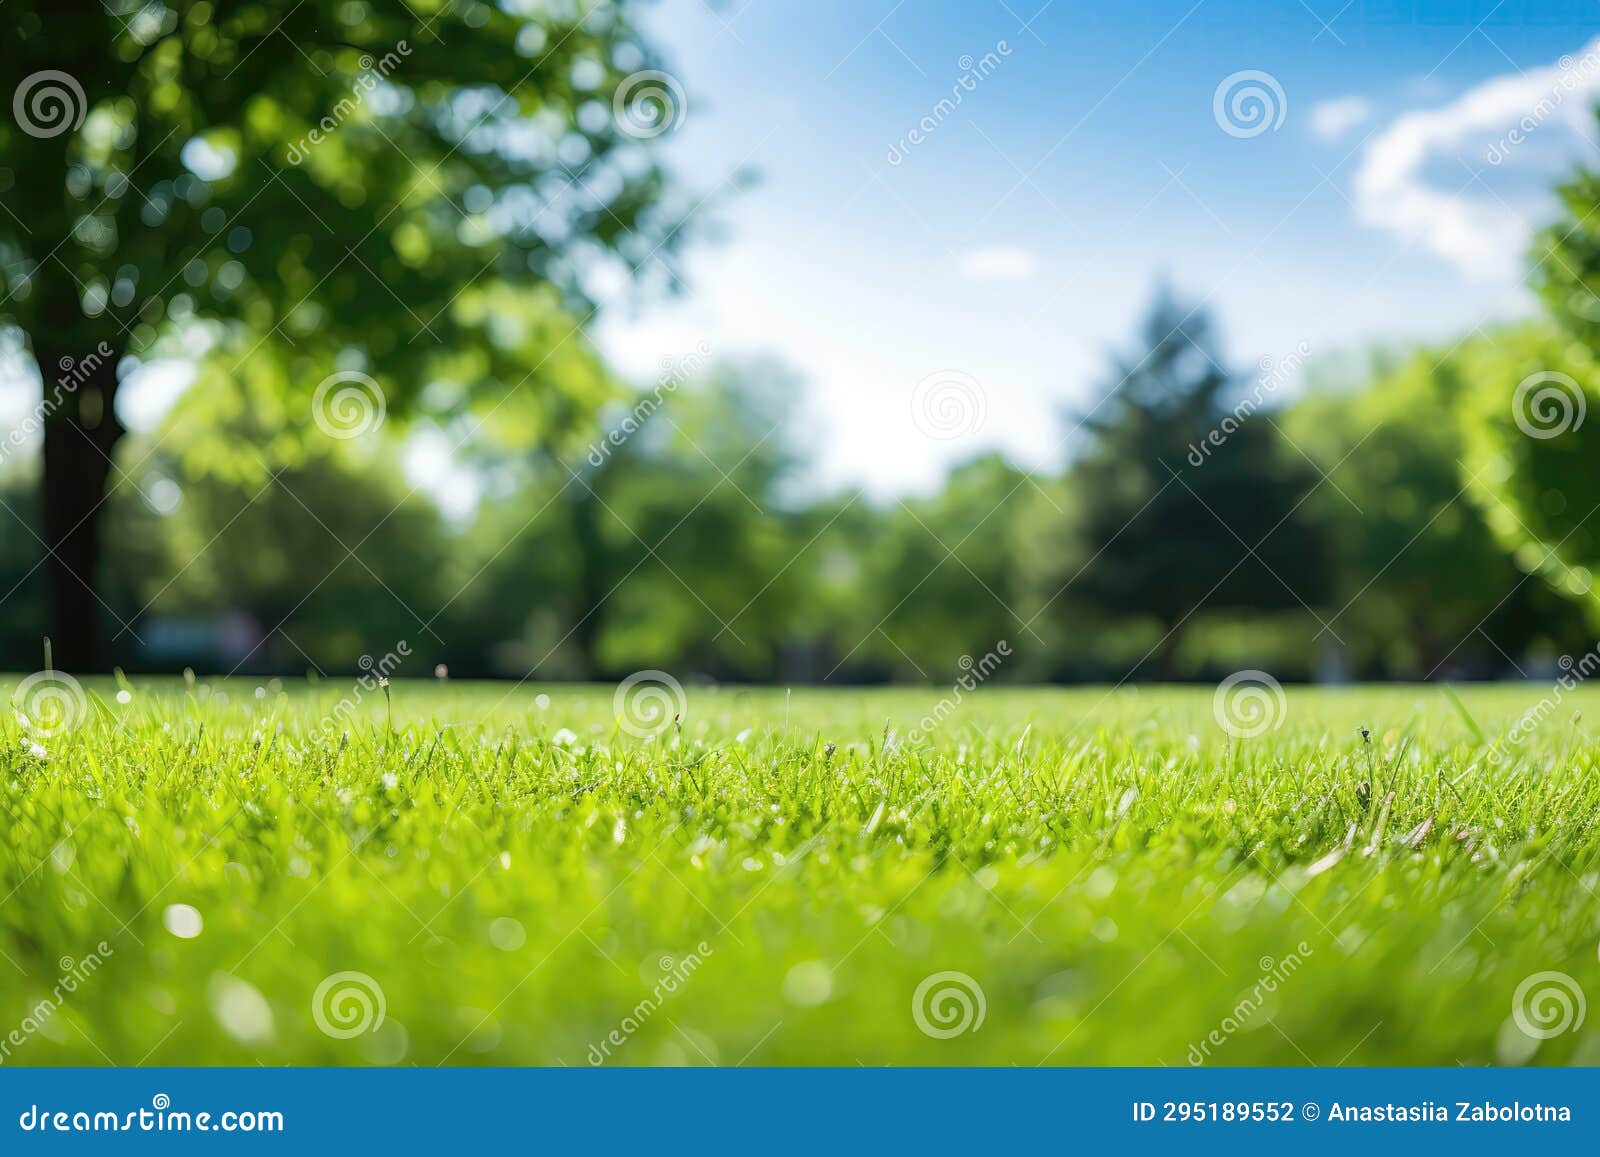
(1310, 95), (1371, 141)
(1353, 39), (1600, 282)
(958, 246), (1037, 280)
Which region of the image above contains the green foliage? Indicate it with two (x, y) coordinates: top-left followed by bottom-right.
(4, 0), (681, 668)
(4, 0), (678, 383)
(108, 453), (451, 673)
(1532, 122), (1600, 344)
(443, 360), (812, 680)
(851, 455), (1039, 680)
(1450, 325), (1600, 622)
(3, 679), (1599, 1064)
(1048, 290), (1329, 675)
(1285, 338), (1589, 677)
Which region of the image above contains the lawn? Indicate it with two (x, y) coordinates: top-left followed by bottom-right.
(1, 676), (1597, 1066)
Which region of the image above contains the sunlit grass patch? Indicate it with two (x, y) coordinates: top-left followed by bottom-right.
(1, 678), (1597, 1066)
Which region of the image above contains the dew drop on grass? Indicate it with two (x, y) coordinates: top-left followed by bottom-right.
(359, 1018), (410, 1065)
(163, 903), (204, 939)
(1115, 787), (1139, 818)
(1084, 866), (1117, 900)
(489, 917), (526, 951)
(1495, 1017), (1540, 1065)
(781, 960), (833, 1007)
(207, 973), (274, 1044)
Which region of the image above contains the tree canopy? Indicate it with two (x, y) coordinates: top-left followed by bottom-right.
(1047, 290), (1329, 677)
(3, 0), (683, 666)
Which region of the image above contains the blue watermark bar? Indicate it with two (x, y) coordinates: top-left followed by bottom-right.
(1, 1068), (1594, 1152)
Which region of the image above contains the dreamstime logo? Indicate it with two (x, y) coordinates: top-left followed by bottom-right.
(0, 940), (113, 1065)
(886, 40), (1013, 165)
(911, 370), (986, 439)
(912, 971), (986, 1039)
(614, 70), (687, 139)
(311, 971), (386, 1039)
(586, 943), (713, 1064)
(1511, 970), (1585, 1039)
(3, 344), (116, 469)
(13, 71), (87, 139)
(323, 641), (410, 732)
(586, 340), (711, 468)
(1512, 370), (1586, 440)
(12, 670), (87, 738)
(1488, 643), (1600, 764)
(1487, 48), (1600, 164)
(613, 670), (687, 739)
(286, 41), (411, 164)
(1187, 340), (1311, 466)
(1213, 70), (1287, 138)
(1186, 942), (1312, 1064)
(1213, 670), (1286, 739)
(902, 641), (1011, 747)
(312, 370), (386, 440)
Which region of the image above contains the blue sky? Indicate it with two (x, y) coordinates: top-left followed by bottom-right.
(593, 0), (1600, 496)
(6, 0), (1597, 508)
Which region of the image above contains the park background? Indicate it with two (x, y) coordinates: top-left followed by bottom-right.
(4, 0), (1600, 690)
(9, 0), (1600, 1072)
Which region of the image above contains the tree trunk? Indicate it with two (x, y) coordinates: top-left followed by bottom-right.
(39, 344), (123, 672)
(15, 10), (127, 674)
(570, 477), (606, 680)
(1154, 619), (1187, 682)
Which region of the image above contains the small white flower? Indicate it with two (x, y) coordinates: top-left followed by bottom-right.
(115, 689), (132, 705)
(381, 772), (398, 789)
(552, 727), (577, 746)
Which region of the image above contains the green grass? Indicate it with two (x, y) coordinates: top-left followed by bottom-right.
(3, 676), (1599, 1066)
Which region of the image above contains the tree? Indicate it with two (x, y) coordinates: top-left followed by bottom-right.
(1285, 343), (1588, 677)
(1448, 135), (1600, 632)
(2, 0), (680, 668)
(103, 368), (456, 674)
(1054, 289), (1328, 678)
(1532, 115), (1600, 344)
(569, 359), (808, 681)
(857, 454), (1037, 680)
(1447, 325), (1600, 625)
(441, 358), (809, 681)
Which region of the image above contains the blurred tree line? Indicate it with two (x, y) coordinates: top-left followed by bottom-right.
(4, 256), (1600, 683)
(7, 3), (1600, 684)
